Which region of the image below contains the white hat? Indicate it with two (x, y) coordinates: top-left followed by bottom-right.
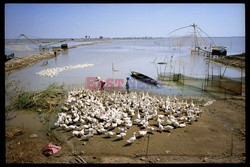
(96, 76), (101, 81)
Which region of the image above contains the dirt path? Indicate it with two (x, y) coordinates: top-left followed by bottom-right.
(5, 96), (245, 163)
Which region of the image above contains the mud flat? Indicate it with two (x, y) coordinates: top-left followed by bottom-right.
(5, 88), (245, 164)
(208, 53), (245, 69)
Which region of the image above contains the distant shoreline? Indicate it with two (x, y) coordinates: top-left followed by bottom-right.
(4, 36), (245, 41)
(5, 40), (105, 76)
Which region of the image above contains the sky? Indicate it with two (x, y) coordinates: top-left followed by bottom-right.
(5, 3), (245, 39)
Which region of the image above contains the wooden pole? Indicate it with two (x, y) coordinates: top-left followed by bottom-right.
(231, 137), (233, 156)
(211, 66), (213, 86)
(146, 134), (150, 157)
(212, 67), (213, 79)
(208, 62), (210, 80)
(241, 68), (243, 95)
(220, 67), (221, 78)
(183, 66), (185, 84)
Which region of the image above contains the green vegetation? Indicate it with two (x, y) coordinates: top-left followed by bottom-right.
(7, 83), (66, 112)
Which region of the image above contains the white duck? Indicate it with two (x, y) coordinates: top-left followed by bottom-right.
(126, 132), (136, 144)
(147, 126), (155, 132)
(97, 127), (106, 134)
(116, 132), (126, 139)
(105, 131), (115, 138)
(136, 110), (141, 119)
(81, 133), (93, 141)
(164, 125), (174, 130)
(118, 127), (127, 133)
(172, 120), (180, 128)
(158, 122), (164, 132)
(72, 130), (80, 137)
(179, 123), (186, 128)
(138, 130), (147, 137)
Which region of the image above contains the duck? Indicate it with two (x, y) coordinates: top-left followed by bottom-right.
(105, 131), (115, 138)
(138, 130), (147, 136)
(133, 117), (141, 124)
(111, 122), (118, 128)
(126, 132), (136, 144)
(179, 123), (186, 128)
(164, 125), (174, 130)
(116, 132), (126, 139)
(174, 96), (179, 102)
(79, 129), (85, 136)
(73, 114), (80, 122)
(68, 125), (77, 130)
(81, 133), (93, 141)
(72, 130), (80, 137)
(190, 100), (195, 108)
(118, 127), (127, 133)
(172, 120), (179, 128)
(147, 126), (155, 132)
(136, 110), (141, 119)
(157, 117), (163, 124)
(128, 108), (135, 116)
(125, 122), (133, 128)
(158, 122), (164, 132)
(165, 118), (172, 125)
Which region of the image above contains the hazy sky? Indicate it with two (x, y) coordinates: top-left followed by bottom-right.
(5, 3), (245, 39)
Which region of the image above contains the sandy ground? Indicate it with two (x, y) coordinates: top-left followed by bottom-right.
(5, 95), (245, 164)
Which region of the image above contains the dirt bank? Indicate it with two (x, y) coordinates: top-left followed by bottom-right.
(5, 52), (57, 76)
(5, 95), (245, 164)
(5, 40), (106, 76)
(208, 53), (245, 69)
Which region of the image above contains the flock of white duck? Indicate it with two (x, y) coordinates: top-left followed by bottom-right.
(36, 63), (94, 77)
(54, 89), (210, 145)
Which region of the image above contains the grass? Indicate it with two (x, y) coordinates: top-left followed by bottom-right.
(7, 83), (66, 112)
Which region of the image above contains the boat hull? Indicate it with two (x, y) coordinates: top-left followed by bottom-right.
(130, 70), (159, 86)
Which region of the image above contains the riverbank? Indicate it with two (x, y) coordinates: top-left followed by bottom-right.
(5, 87), (245, 164)
(5, 52), (57, 76)
(208, 53), (245, 69)
(5, 40), (106, 76)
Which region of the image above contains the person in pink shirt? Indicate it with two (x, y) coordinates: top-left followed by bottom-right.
(96, 76), (106, 90)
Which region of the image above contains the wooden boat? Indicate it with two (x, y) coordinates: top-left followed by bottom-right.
(130, 70), (159, 86)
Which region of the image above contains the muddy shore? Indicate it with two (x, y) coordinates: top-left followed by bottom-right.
(208, 53), (245, 69)
(5, 43), (245, 164)
(5, 93), (245, 164)
(5, 41), (105, 76)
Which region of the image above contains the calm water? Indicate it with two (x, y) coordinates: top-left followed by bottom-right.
(5, 37), (245, 98)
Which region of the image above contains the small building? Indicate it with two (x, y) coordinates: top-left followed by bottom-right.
(5, 50), (14, 62)
(211, 46), (227, 57)
(61, 44), (68, 50)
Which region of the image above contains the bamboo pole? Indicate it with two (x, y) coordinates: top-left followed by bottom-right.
(146, 134), (150, 157)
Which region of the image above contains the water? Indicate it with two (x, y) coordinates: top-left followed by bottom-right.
(5, 39), (96, 58)
(5, 37), (245, 97)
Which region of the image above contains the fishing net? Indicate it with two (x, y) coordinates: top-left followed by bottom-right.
(5, 45), (33, 52)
